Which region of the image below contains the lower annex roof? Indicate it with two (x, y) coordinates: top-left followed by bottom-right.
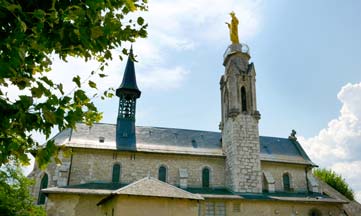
(42, 181), (347, 204)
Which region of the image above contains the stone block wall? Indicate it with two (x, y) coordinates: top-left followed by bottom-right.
(28, 151), (72, 200)
(261, 161), (308, 192)
(68, 149), (226, 188)
(223, 114), (262, 193)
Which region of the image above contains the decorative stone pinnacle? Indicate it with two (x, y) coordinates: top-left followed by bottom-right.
(288, 129), (297, 141)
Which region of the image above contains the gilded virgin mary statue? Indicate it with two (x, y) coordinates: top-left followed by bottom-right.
(226, 12), (239, 44)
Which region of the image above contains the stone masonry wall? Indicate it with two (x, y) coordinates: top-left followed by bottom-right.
(68, 149), (226, 188)
(28, 151), (71, 200)
(223, 114), (262, 193)
(261, 161), (308, 192)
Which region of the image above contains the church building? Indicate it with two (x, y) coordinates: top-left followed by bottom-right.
(28, 15), (360, 216)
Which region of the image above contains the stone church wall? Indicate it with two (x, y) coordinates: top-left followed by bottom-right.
(261, 161), (308, 192)
(28, 151), (72, 199)
(69, 148), (226, 188)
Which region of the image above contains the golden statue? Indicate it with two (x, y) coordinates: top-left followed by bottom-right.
(226, 11), (239, 44)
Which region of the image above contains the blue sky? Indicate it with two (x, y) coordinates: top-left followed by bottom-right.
(26, 0), (361, 201)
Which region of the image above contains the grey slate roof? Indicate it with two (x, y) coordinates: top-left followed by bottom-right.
(43, 182), (346, 204)
(52, 123), (315, 165)
(112, 177), (203, 200)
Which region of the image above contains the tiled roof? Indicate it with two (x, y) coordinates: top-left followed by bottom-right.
(42, 182), (124, 195)
(112, 177), (203, 200)
(97, 177), (203, 205)
(43, 182), (346, 204)
(42, 187), (113, 195)
(52, 123), (314, 165)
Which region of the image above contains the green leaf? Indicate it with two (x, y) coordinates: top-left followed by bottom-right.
(18, 95), (33, 108)
(74, 89), (88, 102)
(43, 109), (57, 124)
(91, 26), (103, 39)
(40, 76), (54, 87)
(104, 50), (112, 60)
(72, 76), (81, 87)
(57, 83), (64, 95)
(31, 87), (43, 98)
(18, 18), (27, 32)
(33, 9), (46, 20)
(88, 80), (97, 89)
(98, 73), (107, 78)
(6, 4), (21, 12)
(137, 17), (144, 25)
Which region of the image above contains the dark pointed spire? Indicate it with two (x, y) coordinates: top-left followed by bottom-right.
(116, 46), (141, 150)
(116, 46), (141, 98)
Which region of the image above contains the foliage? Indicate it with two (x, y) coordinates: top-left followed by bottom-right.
(313, 168), (355, 201)
(0, 163), (46, 216)
(0, 0), (147, 168)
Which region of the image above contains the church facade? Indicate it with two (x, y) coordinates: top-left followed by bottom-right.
(28, 42), (359, 216)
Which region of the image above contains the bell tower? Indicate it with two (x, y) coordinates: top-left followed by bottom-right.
(116, 47), (141, 150)
(220, 43), (262, 193)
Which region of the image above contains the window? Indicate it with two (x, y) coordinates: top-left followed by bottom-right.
(37, 173), (48, 205)
(158, 166), (167, 182)
(112, 164), (121, 183)
(192, 139), (197, 148)
(309, 208), (322, 216)
(202, 167), (210, 188)
(232, 203), (240, 212)
(241, 86), (247, 112)
(262, 175), (268, 192)
(283, 173), (291, 191)
(205, 201), (226, 216)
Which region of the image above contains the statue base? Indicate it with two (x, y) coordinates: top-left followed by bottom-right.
(223, 43), (250, 66)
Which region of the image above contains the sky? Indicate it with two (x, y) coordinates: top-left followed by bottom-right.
(25, 0), (361, 201)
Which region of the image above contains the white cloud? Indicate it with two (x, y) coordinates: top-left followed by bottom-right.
(145, 0), (263, 43)
(138, 66), (189, 90)
(299, 82), (361, 202)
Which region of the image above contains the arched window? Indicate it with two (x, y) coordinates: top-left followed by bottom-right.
(241, 86), (247, 112)
(262, 175), (268, 193)
(158, 166), (167, 182)
(37, 173), (48, 205)
(112, 164), (121, 183)
(283, 173), (291, 191)
(309, 208), (322, 216)
(202, 167), (210, 188)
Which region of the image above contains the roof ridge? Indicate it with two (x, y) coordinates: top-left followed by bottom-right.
(75, 122), (222, 133)
(113, 176), (203, 199)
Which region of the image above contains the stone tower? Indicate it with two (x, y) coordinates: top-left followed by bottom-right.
(116, 47), (141, 149)
(220, 43), (262, 193)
